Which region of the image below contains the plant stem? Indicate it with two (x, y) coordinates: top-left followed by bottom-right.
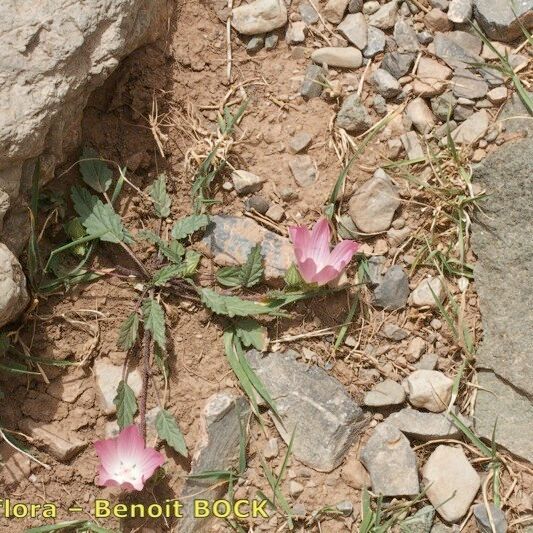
(139, 327), (151, 440)
(119, 242), (151, 280)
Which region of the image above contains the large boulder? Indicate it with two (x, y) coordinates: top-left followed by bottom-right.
(0, 0), (171, 244)
(474, 0), (533, 42)
(0, 243), (29, 327)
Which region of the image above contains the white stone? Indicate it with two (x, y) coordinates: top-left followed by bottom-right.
(364, 379), (406, 407)
(423, 445), (481, 522)
(286, 21), (307, 44)
(411, 276), (445, 307)
(404, 370), (453, 413)
(323, 0), (350, 23)
(487, 86), (507, 105)
(311, 47), (363, 68)
(413, 57), (452, 97)
(451, 109), (489, 145)
(400, 131), (424, 160)
(263, 437), (279, 459)
(369, 1), (399, 29)
(447, 0), (472, 23)
(0, 243), (29, 328)
(231, 170), (265, 195)
(93, 359), (143, 415)
(232, 0), (288, 35)
(406, 98), (435, 134)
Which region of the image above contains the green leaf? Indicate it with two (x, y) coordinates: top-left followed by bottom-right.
(154, 344), (169, 381)
(117, 313), (139, 350)
(79, 147), (113, 193)
(284, 263), (304, 289)
(216, 266), (244, 287)
(71, 186), (126, 243)
(113, 380), (138, 430)
(171, 214), (210, 240)
(239, 244), (264, 287)
(235, 319), (268, 351)
(142, 298), (166, 351)
(149, 173), (171, 218)
(151, 264), (184, 286)
(162, 240), (186, 264)
(200, 288), (277, 317)
(178, 250), (201, 277)
(156, 409), (187, 456)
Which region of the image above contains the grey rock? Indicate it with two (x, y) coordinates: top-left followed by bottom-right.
(430, 0), (449, 9)
(336, 500), (354, 516)
(338, 13), (368, 49)
(404, 370), (453, 413)
(476, 367), (533, 463)
(451, 109), (489, 143)
(498, 91), (533, 135)
(423, 445), (481, 523)
(363, 26), (387, 58)
(369, 1), (399, 30)
(431, 91), (457, 121)
(400, 506), (436, 533)
(373, 265), (410, 309)
(361, 422), (420, 496)
(288, 132), (313, 153)
(425, 8), (453, 32)
(415, 352), (439, 370)
(411, 276), (445, 307)
(337, 214), (359, 239)
(289, 155), (316, 187)
(0, 0), (170, 211)
(180, 393), (251, 532)
(401, 131), (424, 160)
(433, 31), (482, 69)
(0, 243), (29, 328)
(232, 0), (288, 35)
(473, 503), (507, 533)
(382, 52), (416, 79)
(372, 69), (402, 99)
(246, 35), (265, 53)
(394, 19), (420, 52)
(473, 0), (533, 42)
(418, 31), (434, 45)
(201, 215), (293, 281)
(381, 322), (409, 341)
(387, 407), (469, 441)
(452, 67), (488, 99)
(0, 190), (9, 233)
(336, 93), (373, 133)
(265, 204), (284, 222)
(231, 169), (265, 194)
(373, 94), (388, 115)
(300, 64), (326, 99)
(453, 104), (474, 121)
(299, 3), (319, 24)
(414, 57), (452, 97)
(93, 360), (142, 415)
(363, 1), (381, 15)
(348, 169), (400, 232)
(263, 437), (279, 459)
(265, 32), (279, 49)
(448, 0), (473, 23)
(364, 379), (406, 407)
(367, 255), (387, 285)
(245, 350), (366, 471)
(348, 0), (363, 12)
(245, 194), (270, 215)
(311, 47), (363, 68)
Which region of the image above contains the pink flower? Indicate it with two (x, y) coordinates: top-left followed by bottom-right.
(94, 425), (164, 491)
(289, 218), (359, 286)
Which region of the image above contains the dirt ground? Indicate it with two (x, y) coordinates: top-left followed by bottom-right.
(1, 1), (532, 532)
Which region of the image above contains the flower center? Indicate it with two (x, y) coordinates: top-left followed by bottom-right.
(113, 460), (142, 483)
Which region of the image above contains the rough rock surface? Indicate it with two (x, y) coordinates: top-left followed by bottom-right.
(246, 349), (366, 472)
(404, 370), (453, 413)
(336, 93), (373, 133)
(180, 392), (251, 532)
(473, 502), (508, 533)
(361, 422), (420, 496)
(364, 379), (406, 407)
(473, 0), (533, 42)
(472, 139), (533, 462)
(0, 0), (170, 227)
(373, 265), (410, 310)
(0, 243), (29, 327)
(200, 215), (294, 281)
(423, 445), (480, 523)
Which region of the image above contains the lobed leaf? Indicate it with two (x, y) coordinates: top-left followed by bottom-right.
(234, 319), (268, 351)
(79, 147), (113, 193)
(142, 298), (166, 351)
(171, 214), (210, 240)
(156, 409), (187, 456)
(200, 288), (275, 317)
(149, 173), (171, 218)
(117, 313), (139, 351)
(113, 380), (138, 430)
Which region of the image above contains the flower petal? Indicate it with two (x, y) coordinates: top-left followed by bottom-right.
(297, 257), (318, 283)
(311, 265), (341, 285)
(94, 438), (119, 472)
(289, 225), (311, 262)
(309, 219), (331, 269)
(139, 448), (165, 482)
(117, 425), (145, 460)
(329, 240), (359, 271)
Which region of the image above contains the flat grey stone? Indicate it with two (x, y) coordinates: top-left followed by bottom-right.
(498, 91), (533, 136)
(336, 93), (373, 133)
(299, 3), (319, 24)
(246, 35), (265, 53)
(361, 422), (420, 496)
(451, 67), (488, 100)
(471, 139), (533, 399)
(373, 265), (410, 310)
(231, 169), (265, 194)
(382, 51), (416, 79)
(364, 379), (406, 407)
(289, 154), (317, 187)
(300, 64), (326, 99)
(473, 0), (533, 42)
(180, 393), (251, 532)
(338, 13), (368, 49)
(393, 19), (420, 52)
(448, 0), (473, 23)
(387, 407), (469, 441)
(245, 349), (366, 472)
(200, 215), (294, 281)
(473, 503), (507, 533)
(372, 68), (402, 99)
(475, 371), (533, 463)
(363, 26), (386, 58)
(400, 506), (435, 533)
(368, 1), (398, 29)
(433, 31), (481, 69)
(401, 131), (424, 160)
(381, 322), (409, 341)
